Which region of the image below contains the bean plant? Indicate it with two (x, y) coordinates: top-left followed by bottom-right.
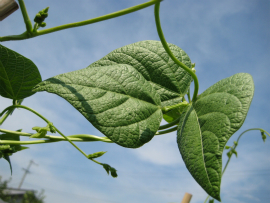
(0, 0), (269, 202)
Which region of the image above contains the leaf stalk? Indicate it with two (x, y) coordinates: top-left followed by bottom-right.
(154, 2), (199, 102)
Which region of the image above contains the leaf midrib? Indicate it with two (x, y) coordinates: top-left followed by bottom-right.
(58, 70), (161, 107)
(195, 108), (213, 188)
(58, 82), (161, 112)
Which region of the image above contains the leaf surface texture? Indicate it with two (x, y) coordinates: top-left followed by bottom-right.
(177, 73), (254, 200)
(89, 40), (192, 107)
(33, 65), (163, 148)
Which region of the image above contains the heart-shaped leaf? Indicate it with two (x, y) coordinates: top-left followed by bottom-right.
(89, 40), (192, 107)
(177, 73), (254, 200)
(33, 65), (163, 148)
(0, 44), (42, 100)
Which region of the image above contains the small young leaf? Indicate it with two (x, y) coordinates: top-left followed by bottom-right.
(163, 102), (187, 123)
(110, 167), (118, 178)
(177, 73), (254, 201)
(231, 149), (238, 157)
(225, 146), (230, 150)
(3, 154), (12, 175)
(0, 129), (28, 153)
(0, 44), (42, 100)
(87, 151), (107, 159)
(227, 151), (232, 158)
(31, 126), (50, 138)
(102, 164), (111, 175)
(33, 65), (163, 148)
(88, 40), (193, 107)
(261, 131), (267, 142)
(101, 164), (118, 178)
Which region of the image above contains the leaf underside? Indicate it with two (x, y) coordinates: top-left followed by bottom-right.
(177, 73), (254, 200)
(88, 40), (192, 107)
(33, 65), (163, 148)
(0, 44), (42, 100)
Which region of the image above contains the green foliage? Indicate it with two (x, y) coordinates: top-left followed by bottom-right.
(0, 176), (45, 203)
(0, 130), (28, 174)
(31, 123), (56, 138)
(33, 64), (163, 148)
(261, 131), (267, 142)
(102, 164), (118, 178)
(0, 44), (42, 100)
(88, 40), (193, 107)
(177, 73), (254, 200)
(88, 151), (107, 159)
(0, 1), (266, 202)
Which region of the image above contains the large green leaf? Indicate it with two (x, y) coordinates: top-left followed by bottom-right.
(0, 44), (42, 100)
(89, 40), (192, 107)
(177, 73), (254, 200)
(33, 65), (163, 148)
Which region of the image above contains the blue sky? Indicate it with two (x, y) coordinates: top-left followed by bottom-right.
(1, 0), (270, 202)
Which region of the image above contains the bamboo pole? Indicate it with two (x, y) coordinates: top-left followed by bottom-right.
(181, 193), (192, 203)
(0, 0), (19, 21)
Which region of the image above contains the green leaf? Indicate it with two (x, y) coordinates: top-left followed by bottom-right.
(0, 44), (42, 100)
(0, 129), (28, 153)
(110, 167), (118, 178)
(4, 154), (12, 175)
(31, 126), (50, 138)
(0, 129), (29, 174)
(163, 103), (187, 123)
(177, 73), (254, 201)
(88, 40), (192, 107)
(101, 164), (118, 178)
(87, 151), (107, 159)
(261, 131), (267, 142)
(33, 65), (163, 148)
(102, 164), (111, 175)
(0, 131), (21, 152)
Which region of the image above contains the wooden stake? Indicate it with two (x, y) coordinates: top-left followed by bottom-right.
(0, 0), (19, 21)
(181, 193), (193, 203)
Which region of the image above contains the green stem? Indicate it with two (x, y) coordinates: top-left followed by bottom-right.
(0, 105), (50, 123)
(187, 88), (191, 103)
(0, 112), (10, 125)
(0, 105), (104, 159)
(203, 196), (210, 203)
(156, 126), (178, 135)
(0, 128), (113, 143)
(158, 117), (180, 130)
(53, 127), (88, 158)
(161, 101), (188, 113)
(0, 0), (161, 42)
(203, 128), (270, 203)
(91, 158), (103, 166)
(0, 139), (57, 145)
(0, 100), (23, 125)
(18, 0), (33, 34)
(154, 2), (199, 102)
